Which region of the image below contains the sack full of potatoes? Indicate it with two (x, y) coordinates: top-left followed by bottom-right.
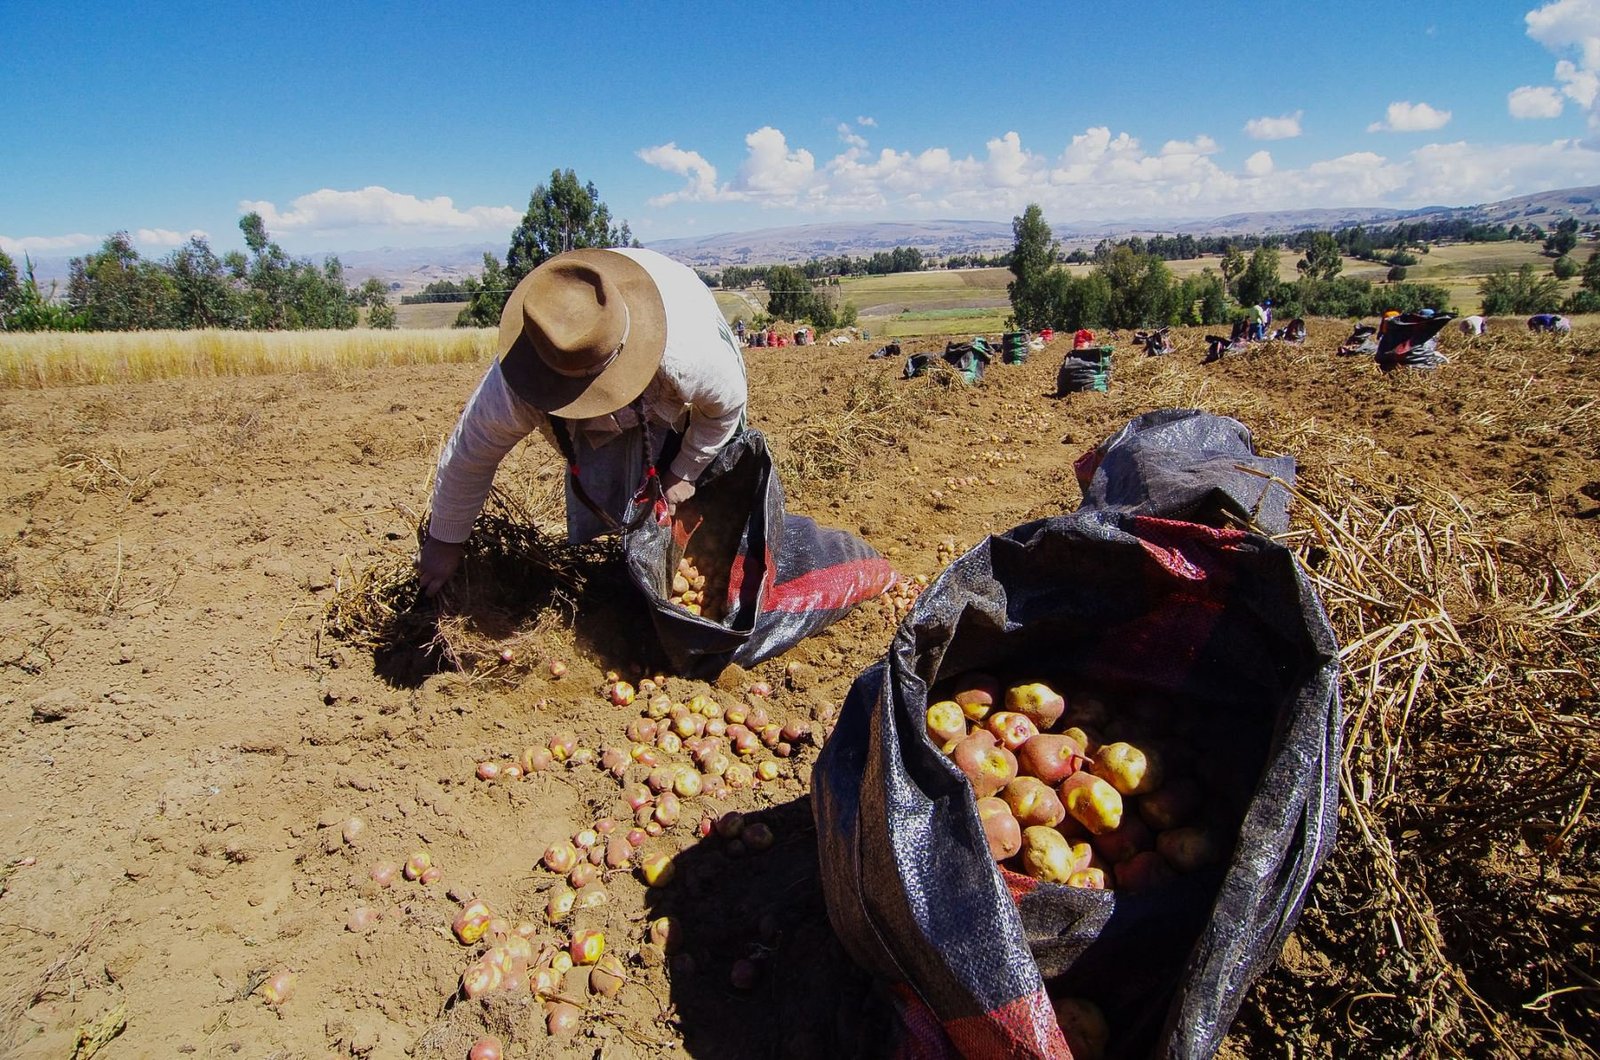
(813, 409), (1339, 1059)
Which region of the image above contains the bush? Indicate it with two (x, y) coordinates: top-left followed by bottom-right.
(1552, 255), (1579, 280)
(1387, 265), (1408, 282)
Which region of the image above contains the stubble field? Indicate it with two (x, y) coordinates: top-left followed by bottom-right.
(0, 318), (1596, 1059)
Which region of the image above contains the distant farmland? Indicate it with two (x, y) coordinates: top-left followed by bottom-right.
(395, 240), (1591, 335)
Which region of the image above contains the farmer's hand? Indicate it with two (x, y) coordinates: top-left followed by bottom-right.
(417, 535), (466, 596)
(661, 473), (696, 517)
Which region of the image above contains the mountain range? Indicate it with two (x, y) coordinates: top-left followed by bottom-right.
(23, 185), (1600, 294)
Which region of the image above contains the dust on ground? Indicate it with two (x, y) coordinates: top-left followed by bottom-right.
(0, 319), (1595, 1059)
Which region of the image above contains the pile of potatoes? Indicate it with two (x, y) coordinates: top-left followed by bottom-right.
(669, 556), (716, 618)
(928, 673), (1229, 893)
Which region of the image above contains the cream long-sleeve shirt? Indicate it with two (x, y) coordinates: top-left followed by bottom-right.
(428, 248), (747, 544)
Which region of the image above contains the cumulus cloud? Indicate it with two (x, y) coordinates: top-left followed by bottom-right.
(238, 186), (519, 235)
(136, 227), (208, 247)
(1244, 112), (1303, 140)
(0, 232), (98, 255)
(1510, 85), (1564, 117)
(1521, 1), (1600, 136)
(837, 122), (868, 150)
(638, 143), (720, 205)
(856, 116), (877, 127)
(637, 124), (1600, 223)
(1368, 101), (1452, 132)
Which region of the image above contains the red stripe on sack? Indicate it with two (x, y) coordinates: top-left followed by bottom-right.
(944, 987), (1071, 1059)
(763, 556), (897, 613)
(998, 865), (1039, 905)
(890, 984), (962, 1060)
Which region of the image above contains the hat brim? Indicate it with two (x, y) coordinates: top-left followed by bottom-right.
(498, 249), (668, 419)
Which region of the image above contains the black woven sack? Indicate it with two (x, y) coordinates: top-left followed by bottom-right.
(813, 410), (1340, 1059)
(623, 429), (894, 677)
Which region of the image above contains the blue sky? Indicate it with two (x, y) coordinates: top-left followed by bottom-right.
(5, 0), (1600, 259)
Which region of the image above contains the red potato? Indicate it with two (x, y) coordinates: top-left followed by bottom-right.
(1091, 742), (1163, 796)
(1004, 682), (1066, 730)
(976, 797), (1022, 860)
(545, 884), (576, 923)
(639, 852), (675, 887)
(949, 730), (1018, 798)
(1054, 997), (1110, 1060)
(453, 898), (493, 945)
(1092, 815), (1153, 864)
(1001, 776), (1066, 829)
(1060, 725), (1101, 755)
(461, 959), (501, 999)
(520, 745), (554, 773)
(259, 968), (296, 1006)
(1015, 732), (1088, 786)
(1019, 825), (1078, 883)
(1113, 850), (1178, 891)
(605, 835), (632, 869)
(1137, 776), (1203, 831)
(1066, 867), (1107, 890)
(649, 915), (684, 953)
(984, 711), (1040, 752)
(951, 673), (1001, 721)
(543, 841), (580, 874)
(369, 863), (397, 888)
(928, 704), (960, 746)
(1157, 826), (1221, 872)
(1058, 773), (1124, 835)
(468, 1037), (504, 1060)
(546, 1000), (582, 1037)
(589, 952), (626, 997)
(403, 850), (432, 881)
(569, 928), (605, 965)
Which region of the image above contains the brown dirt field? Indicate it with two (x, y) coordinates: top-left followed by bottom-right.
(0, 318), (1596, 1059)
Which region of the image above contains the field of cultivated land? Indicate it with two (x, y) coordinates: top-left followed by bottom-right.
(0, 318), (1596, 1059)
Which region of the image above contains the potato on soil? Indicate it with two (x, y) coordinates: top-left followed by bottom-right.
(976, 797), (1022, 860)
(1058, 772), (1123, 835)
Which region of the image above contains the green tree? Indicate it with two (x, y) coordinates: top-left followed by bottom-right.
(359, 277), (398, 329)
(67, 232), (179, 330)
(1386, 265), (1408, 282)
(1236, 246), (1281, 308)
(1582, 249), (1600, 293)
(1544, 218), (1579, 257)
(1176, 269), (1229, 325)
(1219, 246), (1246, 297)
(1552, 255), (1579, 280)
(1479, 265), (1562, 315)
(1094, 245), (1175, 328)
(455, 254), (512, 327)
(5, 257), (86, 331)
(764, 265), (813, 321)
(1007, 204), (1058, 331)
(0, 248), (20, 323)
(166, 236), (244, 328)
(1295, 232), (1343, 283)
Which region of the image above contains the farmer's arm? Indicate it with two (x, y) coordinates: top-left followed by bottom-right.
(420, 362), (543, 593)
(661, 342), (748, 507)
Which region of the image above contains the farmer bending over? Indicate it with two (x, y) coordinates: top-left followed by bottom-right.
(417, 248), (747, 596)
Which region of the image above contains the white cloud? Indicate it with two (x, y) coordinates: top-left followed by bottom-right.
(638, 143), (720, 205)
(637, 124), (1600, 224)
(1368, 101), (1452, 132)
(136, 227), (208, 247)
(837, 122), (868, 150)
(1244, 112), (1303, 140)
(0, 233), (98, 255)
(1522, 1), (1600, 137)
(856, 116), (877, 127)
(238, 186), (519, 235)
(1159, 135), (1219, 156)
(1509, 85), (1564, 118)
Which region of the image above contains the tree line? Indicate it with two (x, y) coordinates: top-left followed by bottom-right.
(1006, 204), (1458, 332)
(0, 214), (397, 332)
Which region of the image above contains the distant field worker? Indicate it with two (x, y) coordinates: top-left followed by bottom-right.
(417, 248), (747, 596)
(1460, 315), (1486, 337)
(1527, 312), (1572, 334)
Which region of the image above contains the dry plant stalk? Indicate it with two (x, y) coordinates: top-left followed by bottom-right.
(321, 489), (607, 673)
(775, 370), (932, 483)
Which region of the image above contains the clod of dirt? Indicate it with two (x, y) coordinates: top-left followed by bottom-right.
(30, 688), (87, 722)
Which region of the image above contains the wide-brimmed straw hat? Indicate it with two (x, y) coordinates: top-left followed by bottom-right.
(497, 249), (667, 419)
